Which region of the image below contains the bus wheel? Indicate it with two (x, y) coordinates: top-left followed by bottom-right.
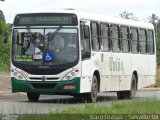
(83, 75), (98, 103)
(128, 74), (137, 99)
(27, 92), (40, 102)
(117, 74), (137, 99)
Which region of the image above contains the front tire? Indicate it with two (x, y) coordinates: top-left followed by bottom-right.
(83, 75), (98, 103)
(27, 92), (40, 102)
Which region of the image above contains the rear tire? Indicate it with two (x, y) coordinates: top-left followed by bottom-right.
(83, 75), (98, 103)
(27, 92), (40, 102)
(117, 74), (137, 99)
(128, 74), (137, 99)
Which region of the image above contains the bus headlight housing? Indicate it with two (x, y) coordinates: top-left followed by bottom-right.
(13, 72), (18, 77)
(62, 71), (76, 81)
(18, 75), (23, 80)
(12, 69), (26, 80)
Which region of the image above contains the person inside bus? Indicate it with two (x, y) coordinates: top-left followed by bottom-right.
(65, 35), (77, 61)
(67, 35), (77, 48)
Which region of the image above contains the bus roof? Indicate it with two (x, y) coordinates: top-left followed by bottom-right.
(15, 9), (154, 29)
(78, 12), (154, 29)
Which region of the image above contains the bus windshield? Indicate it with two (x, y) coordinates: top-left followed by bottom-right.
(12, 28), (78, 66)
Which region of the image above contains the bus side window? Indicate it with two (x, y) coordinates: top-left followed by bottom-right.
(139, 29), (147, 54)
(91, 22), (100, 51)
(100, 23), (110, 51)
(147, 30), (155, 54)
(121, 26), (130, 53)
(81, 24), (91, 59)
(130, 28), (139, 54)
(111, 25), (120, 52)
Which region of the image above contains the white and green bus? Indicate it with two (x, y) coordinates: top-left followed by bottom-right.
(11, 9), (156, 102)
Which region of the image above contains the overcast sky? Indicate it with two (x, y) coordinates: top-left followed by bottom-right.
(0, 0), (160, 23)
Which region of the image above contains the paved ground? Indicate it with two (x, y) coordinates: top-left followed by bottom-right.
(0, 72), (160, 114)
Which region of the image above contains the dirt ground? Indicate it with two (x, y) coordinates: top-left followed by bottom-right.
(0, 72), (26, 99)
(0, 72), (12, 96)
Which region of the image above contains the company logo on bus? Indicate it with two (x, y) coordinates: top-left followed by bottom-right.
(109, 57), (124, 72)
(41, 76), (46, 81)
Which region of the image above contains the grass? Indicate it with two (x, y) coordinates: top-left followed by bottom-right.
(17, 99), (160, 120)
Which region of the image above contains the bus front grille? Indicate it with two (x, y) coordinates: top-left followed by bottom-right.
(29, 77), (59, 81)
(23, 68), (66, 75)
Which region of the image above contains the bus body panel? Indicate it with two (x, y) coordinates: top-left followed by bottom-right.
(147, 55), (156, 87)
(80, 59), (92, 93)
(119, 53), (132, 91)
(132, 54), (150, 89)
(110, 53), (120, 91)
(99, 52), (112, 92)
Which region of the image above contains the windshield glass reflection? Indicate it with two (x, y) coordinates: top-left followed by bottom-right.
(12, 28), (78, 65)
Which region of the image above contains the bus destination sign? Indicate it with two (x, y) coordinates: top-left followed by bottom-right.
(14, 13), (78, 26)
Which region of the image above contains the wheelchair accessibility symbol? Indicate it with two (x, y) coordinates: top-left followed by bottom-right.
(43, 52), (54, 62)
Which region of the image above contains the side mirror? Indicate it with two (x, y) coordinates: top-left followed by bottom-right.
(4, 32), (8, 43)
(84, 25), (90, 39)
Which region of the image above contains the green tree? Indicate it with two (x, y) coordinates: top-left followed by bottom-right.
(148, 14), (160, 63)
(148, 14), (159, 24)
(156, 22), (160, 63)
(120, 11), (138, 20)
(0, 20), (5, 34)
(0, 20), (6, 43)
(0, 9), (11, 72)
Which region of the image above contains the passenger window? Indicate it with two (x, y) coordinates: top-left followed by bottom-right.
(81, 25), (91, 59)
(147, 30), (154, 54)
(139, 29), (147, 54)
(121, 26), (130, 53)
(130, 28), (138, 54)
(111, 25), (120, 52)
(100, 23), (110, 51)
(91, 22), (100, 51)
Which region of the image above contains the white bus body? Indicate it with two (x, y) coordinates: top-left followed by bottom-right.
(11, 9), (156, 102)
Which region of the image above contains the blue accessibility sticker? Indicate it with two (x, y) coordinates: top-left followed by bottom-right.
(43, 52), (54, 62)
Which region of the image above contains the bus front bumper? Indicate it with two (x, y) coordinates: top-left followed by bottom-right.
(11, 77), (80, 94)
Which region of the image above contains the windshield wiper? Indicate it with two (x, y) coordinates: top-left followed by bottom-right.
(27, 26), (34, 42)
(48, 26), (63, 41)
(23, 26), (35, 55)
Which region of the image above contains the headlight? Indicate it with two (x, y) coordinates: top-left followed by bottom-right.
(14, 72), (18, 77)
(12, 69), (26, 80)
(66, 76), (71, 80)
(62, 71), (76, 81)
(18, 75), (23, 80)
(71, 72), (75, 76)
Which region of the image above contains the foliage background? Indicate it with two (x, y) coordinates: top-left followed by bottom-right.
(0, 19), (11, 72)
